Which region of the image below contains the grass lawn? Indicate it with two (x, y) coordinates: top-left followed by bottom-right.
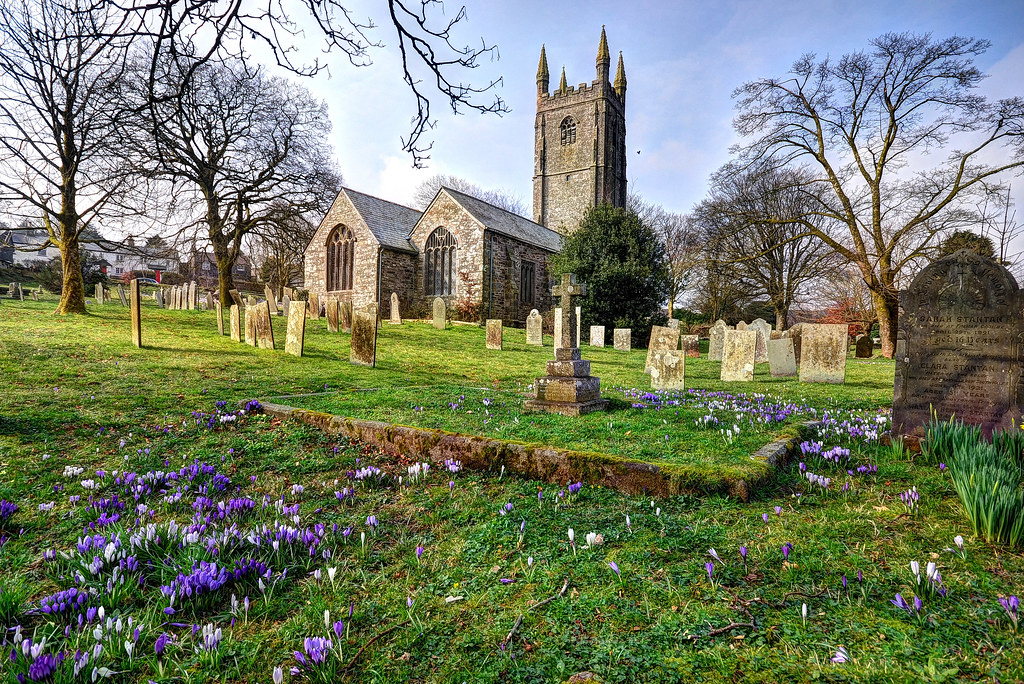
(0, 295), (1021, 683)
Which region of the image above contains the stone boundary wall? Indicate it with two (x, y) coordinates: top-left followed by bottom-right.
(253, 401), (818, 502)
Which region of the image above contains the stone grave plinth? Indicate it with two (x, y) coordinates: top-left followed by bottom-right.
(524, 274), (608, 416)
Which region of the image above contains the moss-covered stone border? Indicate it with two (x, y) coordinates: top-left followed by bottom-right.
(253, 400), (819, 501)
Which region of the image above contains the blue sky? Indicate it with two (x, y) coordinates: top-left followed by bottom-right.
(289, 0), (1024, 218)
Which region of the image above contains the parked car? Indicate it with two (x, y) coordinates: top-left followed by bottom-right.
(135, 278), (160, 285)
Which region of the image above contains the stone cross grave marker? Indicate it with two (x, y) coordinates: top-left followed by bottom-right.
(681, 335), (699, 358)
(215, 301), (224, 335)
(613, 328), (631, 351)
(649, 350), (685, 390)
(117, 284), (128, 307)
(255, 301), (274, 349)
(552, 274), (585, 349)
(350, 310), (378, 367)
(798, 324), (848, 384)
(646, 325), (681, 373)
(341, 300), (353, 333)
(767, 338), (797, 377)
(893, 250), (1024, 439)
(721, 329), (756, 382)
(432, 297), (446, 329)
(485, 319), (503, 350)
(390, 292), (402, 324)
(590, 325), (605, 347)
(708, 320), (731, 361)
(129, 279), (142, 348)
(526, 309), (543, 345)
(264, 285), (279, 315)
(325, 298), (339, 333)
(285, 299), (306, 357)
(230, 305), (241, 342)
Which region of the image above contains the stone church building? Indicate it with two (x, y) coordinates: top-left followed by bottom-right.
(303, 28), (627, 323)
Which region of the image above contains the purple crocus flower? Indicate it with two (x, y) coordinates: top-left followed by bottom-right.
(775, 506), (782, 516)
(332, 620), (344, 640)
(155, 632), (169, 657)
(762, 513), (769, 524)
(705, 562), (714, 582)
(416, 545), (424, 561)
(781, 543), (792, 561)
(739, 546), (747, 562)
(608, 561), (620, 577)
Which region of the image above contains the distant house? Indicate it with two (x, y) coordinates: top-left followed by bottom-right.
(189, 252), (253, 288)
(0, 229), (176, 279)
(0, 229), (59, 267)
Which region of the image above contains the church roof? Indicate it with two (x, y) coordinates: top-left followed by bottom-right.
(342, 187), (420, 253)
(440, 187), (562, 253)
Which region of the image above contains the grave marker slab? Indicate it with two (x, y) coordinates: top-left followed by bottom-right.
(680, 335), (699, 358)
(95, 283), (104, 304)
(736, 321), (748, 330)
(526, 309), (543, 345)
(708, 320), (731, 361)
(129, 279), (142, 348)
(389, 292), (402, 324)
(340, 300), (353, 333)
(189, 281), (198, 310)
(244, 307), (256, 346)
(265, 285), (279, 315)
(590, 325), (605, 347)
(282, 295), (290, 317)
(749, 318), (771, 363)
(667, 319), (680, 330)
(721, 329), (756, 382)
(553, 307), (563, 350)
(215, 301), (224, 335)
(798, 324), (848, 384)
(117, 284), (128, 307)
(613, 328), (631, 351)
(575, 306), (582, 351)
(649, 350), (685, 390)
(767, 338), (797, 377)
(230, 305), (241, 342)
(229, 289), (244, 309)
(285, 300), (306, 357)
(156, 288), (164, 308)
(247, 295), (257, 308)
(325, 298), (339, 333)
(350, 310), (378, 367)
(206, 291), (214, 311)
(855, 335), (873, 358)
(645, 325), (681, 372)
(432, 297), (446, 329)
(485, 319), (503, 350)
(254, 302), (275, 349)
(308, 293), (320, 320)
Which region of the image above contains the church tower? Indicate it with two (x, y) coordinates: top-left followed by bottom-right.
(533, 27), (627, 233)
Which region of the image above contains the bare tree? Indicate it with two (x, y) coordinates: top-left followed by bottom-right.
(0, 0), (139, 313)
(140, 57), (338, 298)
(413, 173), (528, 216)
(251, 193), (340, 300)
(630, 194), (702, 320)
(732, 33), (1024, 356)
(693, 165), (842, 330)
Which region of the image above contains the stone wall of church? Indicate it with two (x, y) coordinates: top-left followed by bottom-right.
(483, 231), (555, 325)
(303, 192), (381, 310)
(379, 249), (418, 318)
(410, 192), (486, 313)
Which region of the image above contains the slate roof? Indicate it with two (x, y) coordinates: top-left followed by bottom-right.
(343, 188), (420, 253)
(441, 187), (563, 253)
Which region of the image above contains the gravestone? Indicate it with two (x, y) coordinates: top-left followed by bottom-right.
(282, 295), (290, 318)
(95, 283), (104, 304)
(749, 318), (771, 363)
(787, 323), (804, 364)
(721, 329), (756, 382)
(229, 305), (241, 342)
(524, 274), (607, 415)
(177, 287), (184, 310)
(340, 300), (353, 333)
(590, 325), (605, 348)
(667, 319), (680, 330)
(283, 286), (294, 299)
(265, 285), (279, 315)
(215, 301), (224, 336)
(680, 335), (699, 358)
(767, 338), (797, 377)
(645, 325), (681, 372)
(31, 290), (37, 301)
(350, 310), (378, 367)
(228, 289), (244, 309)
(770, 330), (783, 340)
(117, 284), (128, 307)
(325, 298), (339, 333)
(308, 293), (320, 320)
(486, 319), (503, 350)
(244, 306), (256, 346)
(246, 295), (256, 308)
(613, 328), (631, 351)
(894, 250), (1024, 438)
(855, 335), (873, 358)
(205, 291), (214, 311)
(553, 307), (563, 350)
(129, 279), (142, 348)
(708, 320), (731, 361)
(285, 299), (306, 357)
(526, 309), (543, 345)
(649, 350), (685, 390)
(389, 292), (401, 324)
(156, 288), (164, 308)
(575, 306), (582, 352)
(798, 324), (848, 384)
(7, 283), (13, 299)
(432, 297), (446, 329)
(189, 281), (199, 310)
(736, 321), (748, 331)
(254, 302), (275, 350)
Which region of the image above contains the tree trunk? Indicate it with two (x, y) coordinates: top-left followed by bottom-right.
(211, 237), (236, 302)
(55, 237), (87, 314)
(870, 288), (899, 359)
(774, 307), (787, 332)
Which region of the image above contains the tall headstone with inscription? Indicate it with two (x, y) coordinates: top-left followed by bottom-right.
(390, 292), (402, 324)
(485, 319), (503, 350)
(432, 297), (446, 330)
(613, 328), (631, 351)
(708, 320), (731, 361)
(798, 324), (848, 384)
(325, 298), (339, 333)
(749, 318), (771, 363)
(230, 305), (241, 342)
(721, 329), (756, 382)
(244, 306), (257, 346)
(129, 279), (142, 348)
(215, 301), (224, 335)
(340, 300), (353, 333)
(590, 325), (605, 348)
(264, 285), (278, 315)
(285, 300), (306, 357)
(350, 310), (378, 367)
(894, 250), (1024, 439)
(553, 307), (563, 350)
(254, 301), (275, 349)
(307, 293), (321, 320)
(95, 283), (104, 304)
(645, 325), (681, 373)
(526, 309), (543, 345)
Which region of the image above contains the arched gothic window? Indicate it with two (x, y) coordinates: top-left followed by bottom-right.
(327, 225), (355, 291)
(424, 227), (457, 296)
(560, 116), (576, 145)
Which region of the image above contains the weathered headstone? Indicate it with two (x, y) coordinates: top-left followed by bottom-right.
(721, 329), (756, 382)
(215, 301), (224, 335)
(645, 325), (681, 372)
(265, 285), (279, 315)
(129, 279), (142, 348)
(553, 307), (563, 350)
(31, 290), (37, 301)
(749, 318), (771, 363)
(649, 350), (685, 390)
(485, 319), (503, 350)
(590, 325), (605, 348)
(285, 300), (306, 357)
(350, 310), (378, 367)
(230, 305), (241, 342)
(247, 295), (257, 309)
(156, 288), (164, 308)
(340, 300), (353, 333)
(894, 250), (1024, 438)
(613, 328), (631, 351)
(855, 335), (873, 358)
(770, 330), (783, 340)
(228, 289), (244, 309)
(524, 273), (608, 416)
(325, 298), (339, 333)
(432, 297), (446, 329)
(667, 318), (680, 330)
(95, 283), (104, 304)
(189, 281), (198, 310)
(283, 286), (294, 299)
(787, 323), (804, 364)
(117, 284), (128, 307)
(767, 338), (797, 377)
(389, 292), (402, 324)
(282, 294), (290, 318)
(254, 302), (274, 350)
(798, 324), (848, 384)
(708, 320), (731, 361)
(680, 335), (699, 358)
(244, 306), (256, 346)
(7, 283), (14, 299)
(526, 309), (543, 345)
(205, 291), (214, 311)
(736, 321), (748, 331)
(308, 293), (321, 320)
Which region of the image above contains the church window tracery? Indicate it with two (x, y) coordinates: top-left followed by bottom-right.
(327, 225), (355, 291)
(560, 117), (576, 145)
(425, 227), (457, 296)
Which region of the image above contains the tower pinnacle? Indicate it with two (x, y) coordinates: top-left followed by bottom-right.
(558, 66), (568, 95)
(536, 45), (549, 94)
(596, 26), (610, 82)
(614, 51), (627, 100)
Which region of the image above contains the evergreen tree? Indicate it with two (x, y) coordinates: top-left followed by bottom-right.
(554, 204), (669, 346)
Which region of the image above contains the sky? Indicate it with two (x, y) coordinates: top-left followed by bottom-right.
(277, 0), (1024, 221)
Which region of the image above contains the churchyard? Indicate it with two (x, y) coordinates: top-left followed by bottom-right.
(1, 293), (1023, 682)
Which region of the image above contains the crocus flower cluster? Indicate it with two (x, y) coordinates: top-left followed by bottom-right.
(899, 487), (920, 514)
(998, 595), (1019, 630)
(0, 499), (19, 527)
